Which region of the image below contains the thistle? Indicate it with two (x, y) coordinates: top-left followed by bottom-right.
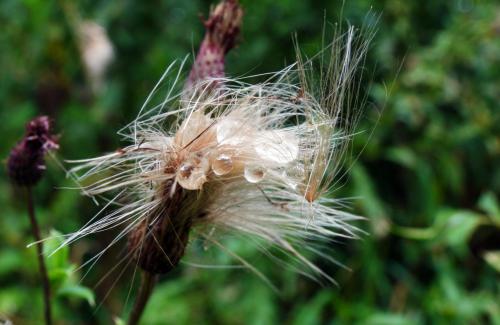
(8, 116), (59, 187)
(63, 3), (373, 324)
(67, 31), (371, 273)
(7, 115), (59, 325)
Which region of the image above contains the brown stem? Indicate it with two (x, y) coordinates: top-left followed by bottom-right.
(26, 187), (52, 325)
(127, 271), (158, 325)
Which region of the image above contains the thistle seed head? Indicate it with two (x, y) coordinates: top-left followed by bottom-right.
(65, 23), (374, 283)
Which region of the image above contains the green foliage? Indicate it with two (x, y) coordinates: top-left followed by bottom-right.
(1, 0), (499, 324)
(43, 230), (95, 307)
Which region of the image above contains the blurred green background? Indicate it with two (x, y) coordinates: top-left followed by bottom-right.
(1, 0), (499, 324)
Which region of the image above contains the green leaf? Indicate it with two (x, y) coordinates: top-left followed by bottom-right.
(385, 146), (418, 170)
(57, 284), (96, 307)
(434, 209), (483, 255)
(113, 316), (126, 325)
(350, 164), (389, 237)
(42, 229), (70, 271)
(442, 211), (482, 247)
(478, 192), (500, 223)
(483, 251), (500, 273)
(292, 291), (332, 325)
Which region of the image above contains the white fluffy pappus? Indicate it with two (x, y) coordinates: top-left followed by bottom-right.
(63, 24), (375, 286)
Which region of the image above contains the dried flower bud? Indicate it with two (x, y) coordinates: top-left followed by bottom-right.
(185, 0), (243, 90)
(7, 116), (59, 186)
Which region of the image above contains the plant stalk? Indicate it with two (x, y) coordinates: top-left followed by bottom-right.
(26, 187), (52, 325)
(127, 271), (157, 325)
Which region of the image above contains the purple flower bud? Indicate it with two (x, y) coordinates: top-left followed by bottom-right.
(7, 116), (59, 186)
(185, 0), (243, 90)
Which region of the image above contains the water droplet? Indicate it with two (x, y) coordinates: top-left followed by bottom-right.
(212, 154), (233, 176)
(176, 154), (210, 190)
(244, 165), (265, 183)
(178, 163), (194, 178)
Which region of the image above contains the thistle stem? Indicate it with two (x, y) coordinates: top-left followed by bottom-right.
(26, 187), (52, 325)
(127, 271), (157, 325)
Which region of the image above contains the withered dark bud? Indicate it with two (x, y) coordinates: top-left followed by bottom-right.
(185, 0), (243, 91)
(7, 116), (59, 186)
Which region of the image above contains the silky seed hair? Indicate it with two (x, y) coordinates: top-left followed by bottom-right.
(61, 23), (375, 284)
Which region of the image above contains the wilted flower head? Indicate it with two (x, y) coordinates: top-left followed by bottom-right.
(66, 25), (373, 283)
(7, 116), (59, 186)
